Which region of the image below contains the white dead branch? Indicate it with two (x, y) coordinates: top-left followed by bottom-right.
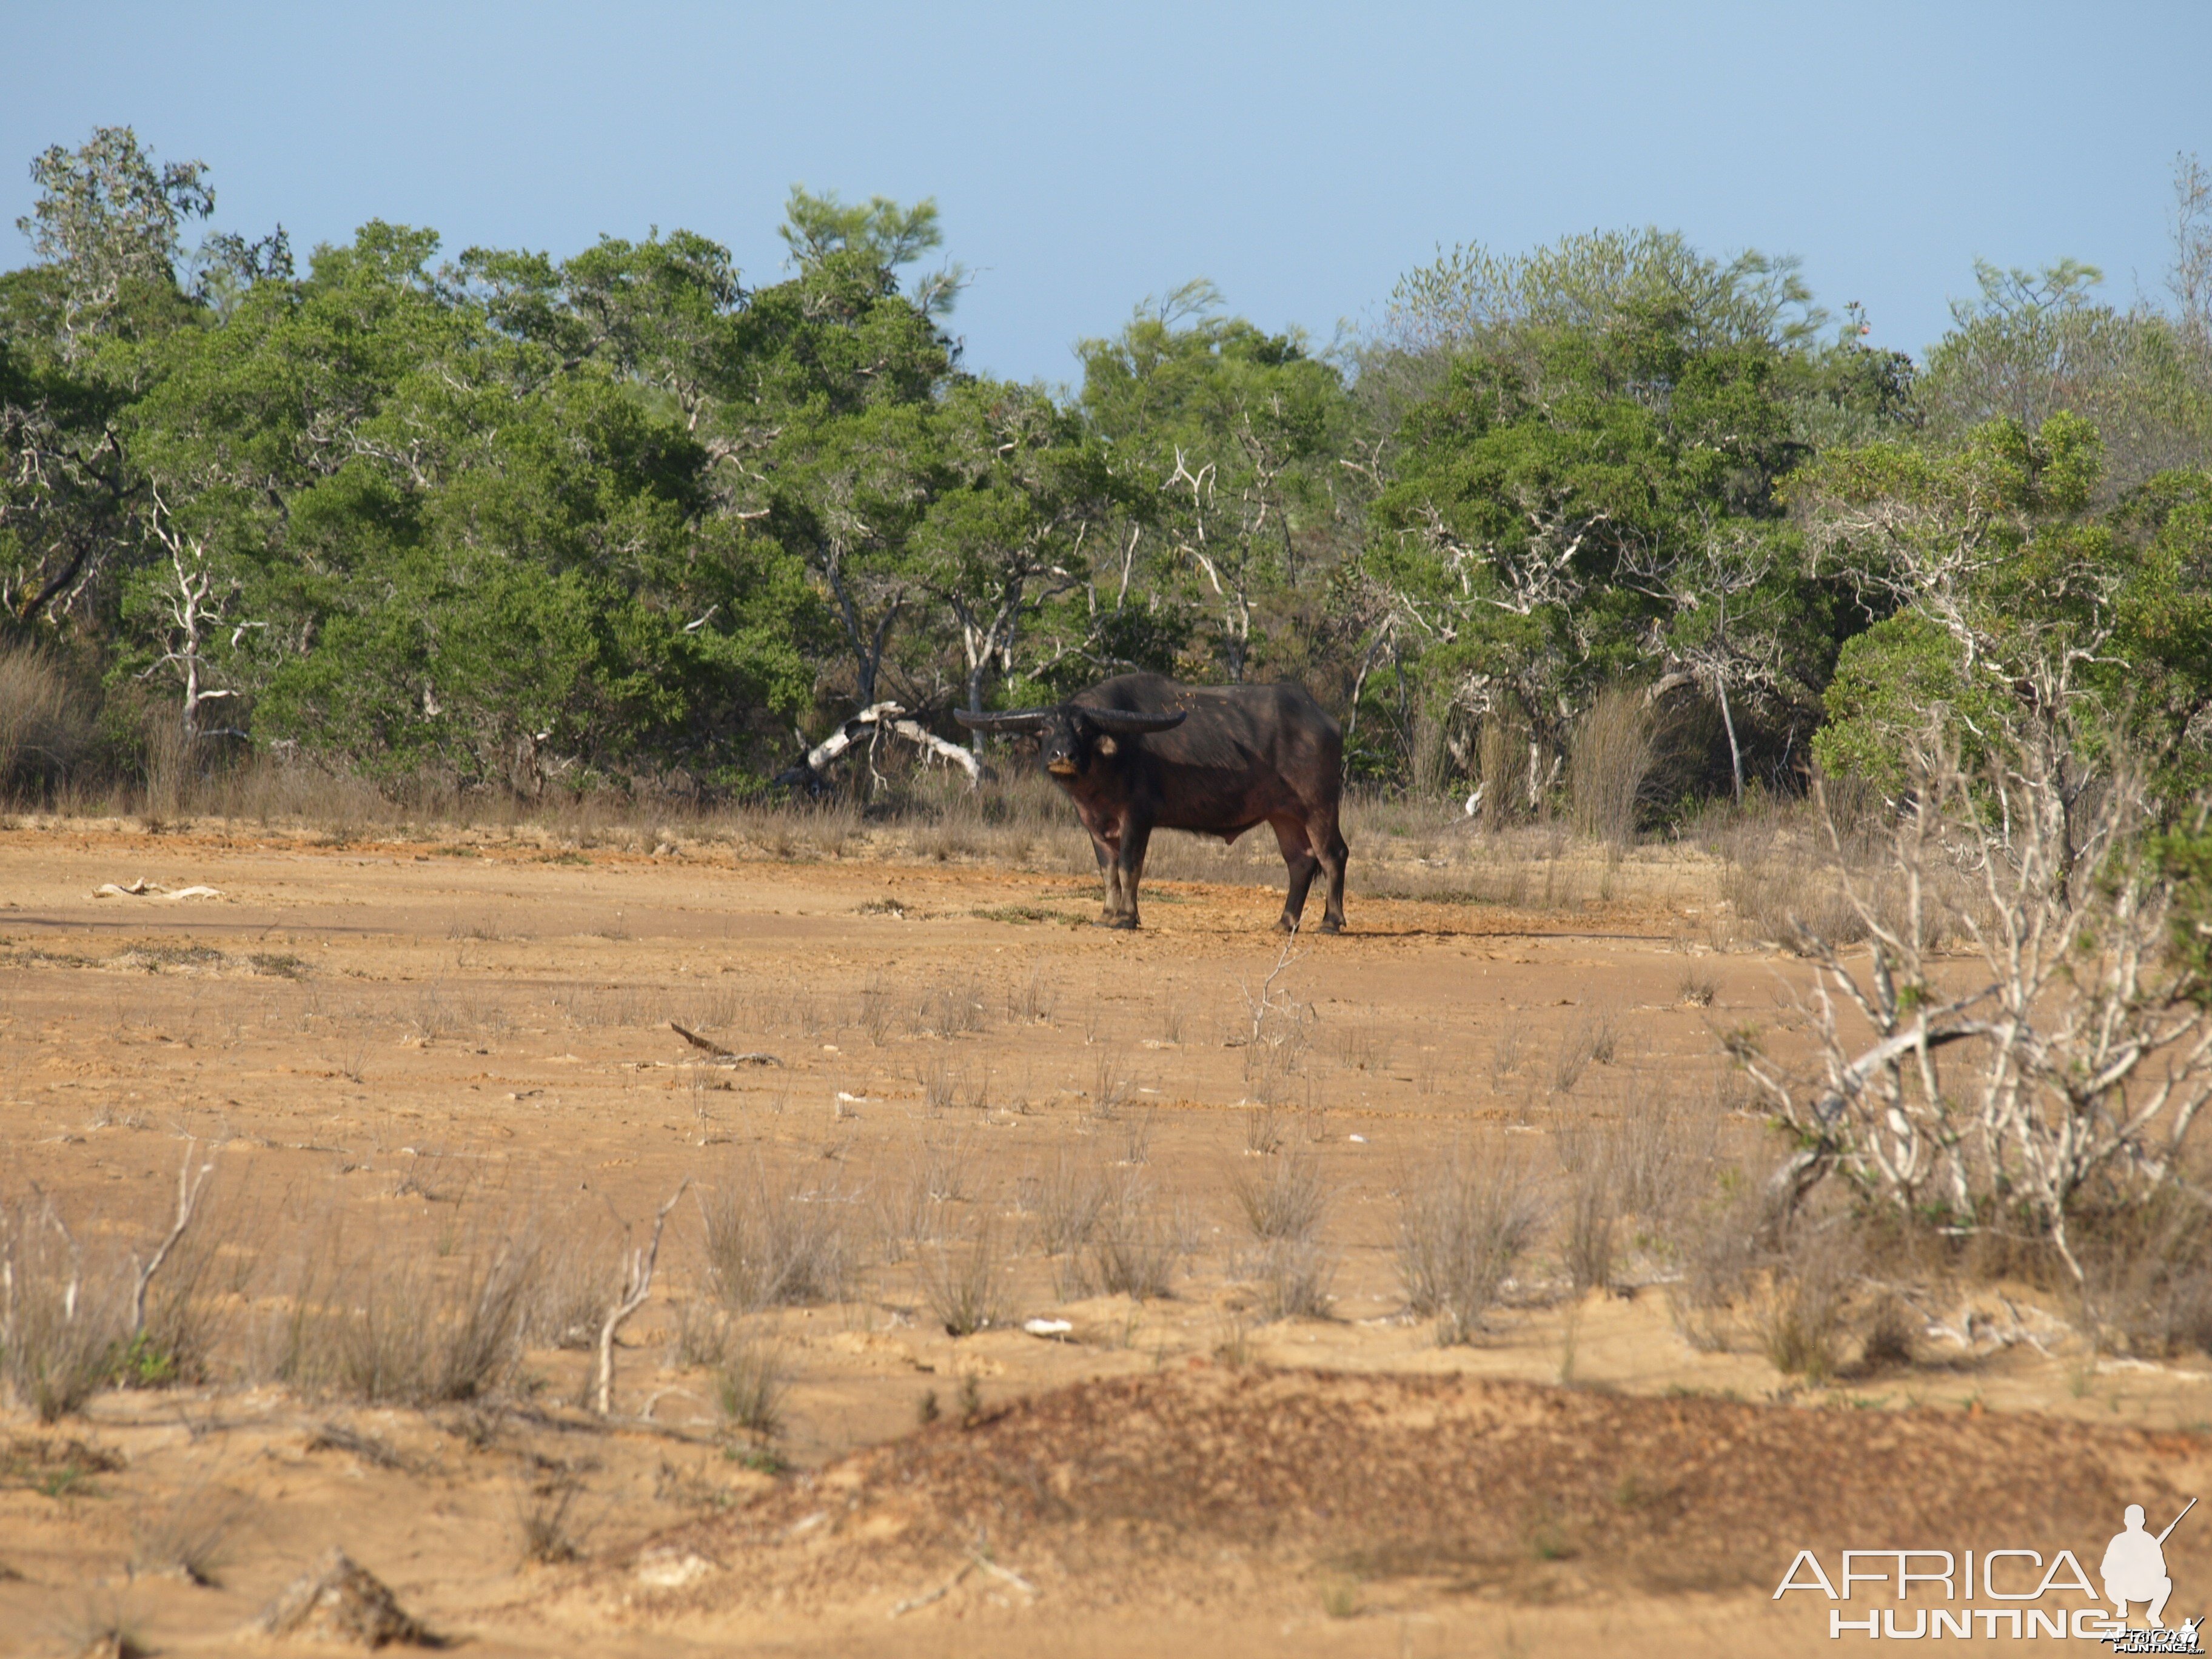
(782, 702), (981, 791)
(592, 1180), (689, 1416)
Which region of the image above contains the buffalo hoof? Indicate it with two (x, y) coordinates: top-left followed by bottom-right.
(1314, 917), (1344, 935)
(1098, 914), (1140, 931)
(1276, 916), (1301, 934)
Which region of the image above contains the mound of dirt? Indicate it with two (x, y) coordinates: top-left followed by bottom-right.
(623, 1367), (2212, 1616)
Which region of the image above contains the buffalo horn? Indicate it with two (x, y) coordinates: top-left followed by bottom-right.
(1077, 708), (1188, 734)
(953, 708), (1055, 732)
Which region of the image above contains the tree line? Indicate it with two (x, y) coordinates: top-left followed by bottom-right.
(4, 126), (2211, 820)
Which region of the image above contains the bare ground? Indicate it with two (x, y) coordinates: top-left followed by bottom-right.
(1, 812), (2207, 1655)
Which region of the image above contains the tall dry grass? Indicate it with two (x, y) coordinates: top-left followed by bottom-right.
(1567, 688), (1657, 848)
(0, 644), (95, 797)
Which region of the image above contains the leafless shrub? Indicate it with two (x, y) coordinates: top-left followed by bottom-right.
(1677, 967), (1718, 1007)
(1027, 1148), (1107, 1257)
(1329, 1021), (1389, 1074)
(921, 1218), (1009, 1336)
(1090, 1048), (1133, 1120)
(873, 1145), (943, 1263)
(0, 1198), (127, 1421)
(1232, 1151), (1326, 1244)
(1553, 1122), (1620, 1294)
(1735, 734), (2212, 1294)
(1665, 1167), (1778, 1352)
(125, 1144), (235, 1387)
(1396, 1144), (1544, 1344)
(1247, 1239), (1336, 1321)
(668, 1301), (731, 1370)
(1614, 1084), (1715, 1233)
(1754, 1227), (1860, 1381)
(1236, 939), (1313, 1082)
(860, 976), (897, 1045)
(1116, 1108), (1155, 1167)
(1242, 1104), (1284, 1157)
(1552, 1021), (1598, 1094)
(698, 1161), (854, 1310)
(1568, 688), (1656, 848)
(918, 1055), (957, 1116)
(920, 1131), (973, 1204)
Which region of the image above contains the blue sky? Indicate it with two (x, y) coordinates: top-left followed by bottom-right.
(6, 1), (2208, 386)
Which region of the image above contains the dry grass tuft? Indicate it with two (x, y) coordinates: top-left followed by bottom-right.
(1396, 1144), (1544, 1344)
(275, 1233), (538, 1406)
(1084, 1175), (1187, 1301)
(1553, 1121), (1620, 1295)
(0, 1199), (127, 1421)
(1231, 1151), (1327, 1244)
(130, 1477), (247, 1586)
(699, 1160), (856, 1310)
(921, 1219), (1010, 1337)
(1246, 1239), (1336, 1321)
(515, 1471), (588, 1564)
(717, 1331), (789, 1439)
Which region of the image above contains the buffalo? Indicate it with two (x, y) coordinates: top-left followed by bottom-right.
(956, 672), (1348, 933)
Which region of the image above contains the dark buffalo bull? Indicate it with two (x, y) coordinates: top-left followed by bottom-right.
(956, 672), (1348, 933)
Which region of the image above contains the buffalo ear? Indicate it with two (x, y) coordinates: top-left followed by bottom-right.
(1079, 708), (1187, 735)
(954, 708), (1054, 732)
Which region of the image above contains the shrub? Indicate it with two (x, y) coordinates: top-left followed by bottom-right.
(1396, 1144), (1543, 1344)
(699, 1159), (855, 1310)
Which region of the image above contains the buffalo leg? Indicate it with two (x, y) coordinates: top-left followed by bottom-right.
(1315, 820), (1349, 933)
(1107, 818), (1152, 930)
(1271, 817), (1321, 933)
(1085, 821), (1121, 924)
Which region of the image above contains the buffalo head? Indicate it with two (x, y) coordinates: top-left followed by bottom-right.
(954, 703), (1186, 778)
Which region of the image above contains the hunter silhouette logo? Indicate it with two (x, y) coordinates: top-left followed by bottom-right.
(2104, 1501), (2191, 1630)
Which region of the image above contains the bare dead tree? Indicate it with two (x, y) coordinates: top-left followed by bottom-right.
(1735, 727), (2212, 1285)
(592, 1179), (689, 1416)
(141, 484), (258, 740)
(131, 1138), (217, 1339)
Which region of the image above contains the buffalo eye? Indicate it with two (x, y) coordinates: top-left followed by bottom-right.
(1094, 735), (1118, 757)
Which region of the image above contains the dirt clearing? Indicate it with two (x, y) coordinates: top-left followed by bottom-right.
(1, 813), (2206, 1655)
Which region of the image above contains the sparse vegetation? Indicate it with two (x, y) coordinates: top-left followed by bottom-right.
(699, 1160), (856, 1310)
(921, 1219), (1008, 1336)
(1397, 1145), (1544, 1344)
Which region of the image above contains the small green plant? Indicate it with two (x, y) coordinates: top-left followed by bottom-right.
(957, 1375), (984, 1426)
(917, 1388), (940, 1426)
